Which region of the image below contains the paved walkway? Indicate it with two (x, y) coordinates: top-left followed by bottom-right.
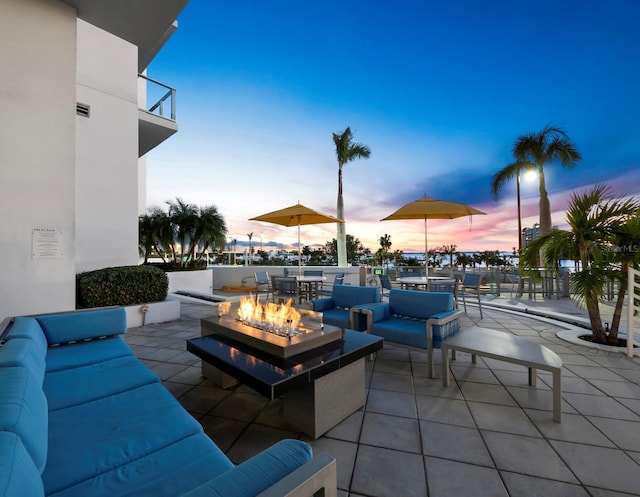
(125, 295), (640, 497)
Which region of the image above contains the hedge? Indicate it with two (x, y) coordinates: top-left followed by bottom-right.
(77, 265), (168, 308)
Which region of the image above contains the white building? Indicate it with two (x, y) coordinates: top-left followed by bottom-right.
(1, 0), (189, 320)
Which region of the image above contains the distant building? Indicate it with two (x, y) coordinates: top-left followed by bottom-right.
(522, 223), (557, 247)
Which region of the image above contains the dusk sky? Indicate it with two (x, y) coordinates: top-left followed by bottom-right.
(145, 0), (640, 256)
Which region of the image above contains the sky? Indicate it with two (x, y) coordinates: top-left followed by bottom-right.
(145, 0), (640, 256)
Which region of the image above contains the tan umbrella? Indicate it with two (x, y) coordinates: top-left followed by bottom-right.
(250, 203), (342, 274)
(381, 196), (486, 269)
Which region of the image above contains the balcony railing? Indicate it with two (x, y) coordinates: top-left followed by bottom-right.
(139, 74), (176, 121)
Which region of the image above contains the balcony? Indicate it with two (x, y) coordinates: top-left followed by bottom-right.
(139, 74), (178, 157)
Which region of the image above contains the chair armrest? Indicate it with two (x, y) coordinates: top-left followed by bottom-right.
(257, 453), (337, 497)
(310, 298), (334, 312)
(360, 303), (391, 330)
(428, 309), (464, 325)
(182, 441), (325, 497)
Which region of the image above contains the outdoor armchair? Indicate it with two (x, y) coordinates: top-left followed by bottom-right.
(310, 284), (380, 331)
(460, 273), (483, 318)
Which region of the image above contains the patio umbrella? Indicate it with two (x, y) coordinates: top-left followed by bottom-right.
(250, 203), (342, 274)
(381, 196), (486, 269)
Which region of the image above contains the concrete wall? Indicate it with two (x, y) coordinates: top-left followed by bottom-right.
(75, 20), (139, 273)
(0, 0), (77, 318)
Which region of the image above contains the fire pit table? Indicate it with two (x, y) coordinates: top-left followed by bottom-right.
(187, 299), (383, 438)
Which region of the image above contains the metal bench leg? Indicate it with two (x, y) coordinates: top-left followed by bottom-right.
(528, 367), (537, 386)
(442, 346), (451, 386)
(553, 369), (562, 423)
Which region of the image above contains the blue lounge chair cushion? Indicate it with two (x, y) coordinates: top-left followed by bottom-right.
(388, 289), (453, 318)
(4, 317), (49, 352)
(47, 433), (234, 497)
(183, 440), (313, 497)
(0, 337), (47, 386)
(43, 383), (203, 495)
(0, 367), (48, 473)
(0, 432), (44, 497)
(45, 336), (133, 373)
(36, 308), (126, 345)
(44, 355), (160, 411)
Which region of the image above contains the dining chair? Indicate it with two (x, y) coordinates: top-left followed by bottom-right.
(460, 273), (483, 319)
(317, 273), (345, 297)
(254, 271), (272, 300)
(379, 274), (393, 299)
(271, 276), (299, 304)
(427, 278), (458, 308)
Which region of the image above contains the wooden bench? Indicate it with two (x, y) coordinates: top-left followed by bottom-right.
(441, 326), (563, 422)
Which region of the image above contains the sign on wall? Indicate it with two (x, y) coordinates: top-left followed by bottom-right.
(32, 228), (64, 259)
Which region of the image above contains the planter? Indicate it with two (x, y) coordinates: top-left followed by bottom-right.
(166, 269), (213, 294)
(124, 299), (180, 328)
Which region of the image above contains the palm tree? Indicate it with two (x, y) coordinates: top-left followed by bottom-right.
(332, 126), (371, 267)
(520, 185), (639, 343)
(491, 125), (581, 235)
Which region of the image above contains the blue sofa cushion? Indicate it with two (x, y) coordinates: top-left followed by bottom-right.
(370, 317), (428, 349)
(0, 338), (47, 386)
(4, 317), (48, 353)
(0, 431), (44, 497)
(331, 285), (380, 308)
(36, 308), (126, 345)
(44, 355), (160, 411)
(389, 289), (453, 319)
(183, 440), (313, 497)
(0, 367), (48, 473)
(45, 336), (133, 373)
(47, 434), (233, 497)
(43, 383), (203, 495)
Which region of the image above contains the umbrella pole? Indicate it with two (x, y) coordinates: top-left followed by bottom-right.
(298, 222), (302, 275)
(424, 217), (428, 276)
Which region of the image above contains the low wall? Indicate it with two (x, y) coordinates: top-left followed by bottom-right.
(166, 269), (213, 293)
(124, 299), (180, 328)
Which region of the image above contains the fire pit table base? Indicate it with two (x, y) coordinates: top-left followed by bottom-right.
(282, 359), (365, 439)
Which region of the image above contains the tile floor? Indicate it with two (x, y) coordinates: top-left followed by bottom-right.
(124, 297), (640, 497)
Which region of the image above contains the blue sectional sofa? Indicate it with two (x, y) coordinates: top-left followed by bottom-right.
(0, 308), (336, 497)
(309, 284), (381, 331)
(360, 289), (464, 377)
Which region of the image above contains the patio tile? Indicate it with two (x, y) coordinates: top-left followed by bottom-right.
(467, 402), (541, 437)
(375, 347), (411, 362)
(525, 410), (615, 447)
(419, 420), (493, 466)
(253, 399), (300, 431)
(501, 472), (591, 497)
(175, 384), (230, 414)
(564, 365), (626, 381)
(587, 379), (640, 399)
(483, 431), (578, 482)
(458, 381), (518, 406)
(210, 391), (269, 422)
(557, 376), (608, 395)
(162, 380), (196, 399)
(587, 416), (640, 451)
(360, 412), (422, 453)
(366, 389), (417, 418)
(166, 364), (206, 385)
(373, 358), (413, 376)
(415, 396), (475, 427)
(226, 423), (300, 465)
(369, 371), (415, 394)
(563, 392), (640, 421)
(507, 385), (576, 413)
(586, 487), (640, 497)
(323, 409), (364, 443)
(550, 440), (640, 494)
(199, 414), (248, 452)
(413, 377), (464, 399)
(310, 438), (357, 491)
(148, 361), (190, 380)
(425, 457), (507, 497)
(617, 397), (640, 416)
(351, 445), (427, 497)
(449, 364), (501, 384)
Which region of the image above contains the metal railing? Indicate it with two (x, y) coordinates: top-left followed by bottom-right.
(139, 74), (176, 121)
(627, 266), (640, 357)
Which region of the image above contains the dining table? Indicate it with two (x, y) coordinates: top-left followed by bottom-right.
(396, 276), (453, 291)
(295, 275), (326, 301)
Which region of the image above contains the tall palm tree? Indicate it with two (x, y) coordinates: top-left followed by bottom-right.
(520, 185), (639, 343)
(333, 126), (371, 267)
(491, 125), (581, 235)
(190, 205), (227, 264)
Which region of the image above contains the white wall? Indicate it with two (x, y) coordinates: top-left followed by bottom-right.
(0, 0), (77, 319)
(75, 20), (140, 273)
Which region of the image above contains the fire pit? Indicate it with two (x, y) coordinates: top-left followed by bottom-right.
(201, 296), (343, 358)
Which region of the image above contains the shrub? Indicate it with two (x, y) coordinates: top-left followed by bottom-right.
(77, 265), (168, 308)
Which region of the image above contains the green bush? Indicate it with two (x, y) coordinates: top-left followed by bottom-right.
(77, 265), (168, 308)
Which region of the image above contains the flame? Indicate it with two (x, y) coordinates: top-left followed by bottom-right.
(237, 295), (302, 332)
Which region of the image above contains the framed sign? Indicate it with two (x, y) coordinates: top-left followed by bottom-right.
(32, 228), (64, 259)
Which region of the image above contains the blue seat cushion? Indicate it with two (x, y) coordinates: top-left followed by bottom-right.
(45, 336), (133, 373)
(4, 317), (48, 352)
(369, 317), (427, 349)
(43, 382), (204, 495)
(331, 285), (380, 308)
(44, 355), (160, 411)
(183, 440), (313, 497)
(36, 308), (126, 345)
(47, 434), (233, 497)
(321, 309), (351, 330)
(0, 431), (44, 497)
(388, 289), (453, 319)
(0, 337), (46, 386)
(0, 367), (48, 473)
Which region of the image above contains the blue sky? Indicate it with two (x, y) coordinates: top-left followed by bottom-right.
(146, 0), (640, 255)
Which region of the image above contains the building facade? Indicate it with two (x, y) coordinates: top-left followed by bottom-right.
(0, 0), (188, 320)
